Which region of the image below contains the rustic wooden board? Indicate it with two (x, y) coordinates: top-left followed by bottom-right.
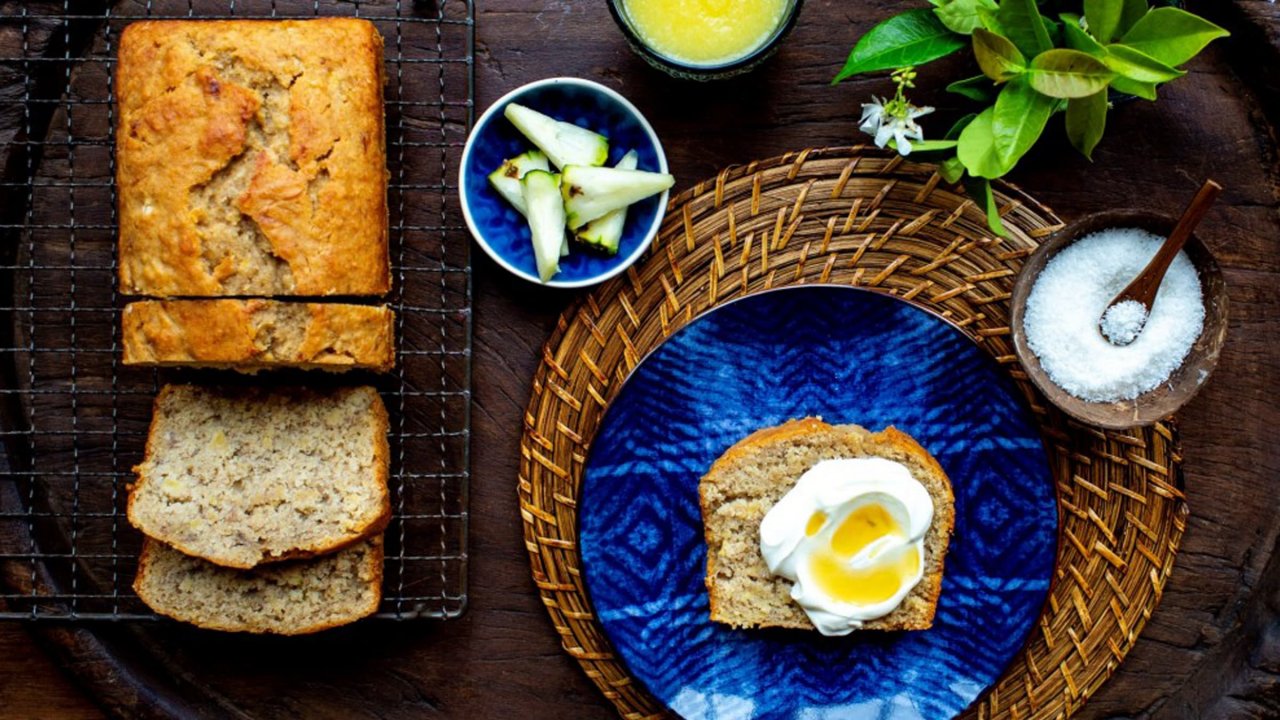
(2, 0), (1278, 718)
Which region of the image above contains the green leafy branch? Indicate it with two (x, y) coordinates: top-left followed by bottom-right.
(834, 0), (1228, 235)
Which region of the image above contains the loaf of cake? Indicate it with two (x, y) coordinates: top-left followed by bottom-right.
(128, 384), (391, 569)
(134, 536), (383, 634)
(700, 418), (954, 632)
(122, 299), (395, 373)
(115, 19), (389, 297)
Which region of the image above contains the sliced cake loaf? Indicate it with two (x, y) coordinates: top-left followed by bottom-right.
(128, 384), (391, 569)
(700, 418), (955, 631)
(122, 299), (396, 373)
(134, 536), (383, 634)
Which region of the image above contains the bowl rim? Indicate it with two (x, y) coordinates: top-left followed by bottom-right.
(458, 76), (670, 289)
(605, 0), (805, 79)
(1009, 208), (1229, 430)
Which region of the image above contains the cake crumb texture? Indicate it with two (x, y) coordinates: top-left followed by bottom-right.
(128, 384), (391, 569)
(134, 536), (383, 635)
(699, 418), (955, 632)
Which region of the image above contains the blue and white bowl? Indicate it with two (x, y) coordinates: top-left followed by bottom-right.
(459, 77), (670, 288)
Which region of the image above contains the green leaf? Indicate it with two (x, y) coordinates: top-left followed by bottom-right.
(1028, 49), (1116, 98)
(991, 75), (1056, 167)
(833, 9), (968, 83)
(957, 107), (1009, 179)
(1103, 43), (1185, 83)
(894, 139), (959, 153)
(1084, 0), (1124, 43)
(946, 113), (979, 140)
(973, 28), (1026, 83)
(1120, 7), (1229, 67)
(964, 176), (1007, 236)
(1042, 17), (1064, 48)
(940, 155), (966, 184)
(946, 75), (995, 102)
(998, 0), (1053, 57)
(1063, 16), (1178, 84)
(1117, 0), (1148, 37)
(1111, 75), (1158, 100)
(976, 7), (1004, 35)
(1066, 90), (1108, 159)
(934, 0), (999, 35)
(1061, 14), (1106, 56)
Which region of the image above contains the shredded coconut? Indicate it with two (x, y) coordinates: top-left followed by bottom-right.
(1024, 228), (1204, 402)
(1100, 299), (1149, 346)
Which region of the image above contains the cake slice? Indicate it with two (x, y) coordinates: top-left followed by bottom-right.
(128, 385), (391, 569)
(122, 300), (396, 373)
(134, 536), (383, 635)
(700, 418), (954, 631)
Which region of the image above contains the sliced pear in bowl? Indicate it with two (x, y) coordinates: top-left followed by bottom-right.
(561, 165), (674, 231)
(504, 103), (609, 170)
(575, 150), (638, 255)
(521, 169), (566, 283)
(487, 150), (550, 215)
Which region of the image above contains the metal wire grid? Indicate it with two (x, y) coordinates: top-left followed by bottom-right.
(0, 0), (474, 620)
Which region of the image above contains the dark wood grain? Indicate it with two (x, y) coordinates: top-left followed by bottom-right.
(2, 0), (1278, 718)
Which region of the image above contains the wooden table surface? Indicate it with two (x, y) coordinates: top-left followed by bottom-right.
(2, 1), (1278, 718)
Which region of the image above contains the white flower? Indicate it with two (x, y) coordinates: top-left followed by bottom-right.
(882, 104), (934, 155)
(859, 97), (933, 155)
(856, 69), (935, 156)
(859, 96), (886, 135)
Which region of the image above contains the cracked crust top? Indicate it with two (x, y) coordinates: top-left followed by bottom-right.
(116, 19), (389, 297)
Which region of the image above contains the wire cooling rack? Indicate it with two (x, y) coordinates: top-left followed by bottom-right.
(0, 0), (473, 621)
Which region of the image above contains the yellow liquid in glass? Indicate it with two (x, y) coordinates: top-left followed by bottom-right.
(622, 0), (789, 67)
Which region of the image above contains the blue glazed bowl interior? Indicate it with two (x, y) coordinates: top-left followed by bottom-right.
(580, 286), (1058, 720)
(462, 82), (665, 285)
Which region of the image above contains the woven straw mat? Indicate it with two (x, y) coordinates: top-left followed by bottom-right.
(518, 146), (1187, 720)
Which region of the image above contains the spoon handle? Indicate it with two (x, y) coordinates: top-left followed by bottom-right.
(1125, 179), (1222, 307)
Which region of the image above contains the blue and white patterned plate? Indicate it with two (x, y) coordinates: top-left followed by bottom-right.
(580, 286), (1058, 720)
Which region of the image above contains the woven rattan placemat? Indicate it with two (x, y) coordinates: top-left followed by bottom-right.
(518, 146), (1186, 719)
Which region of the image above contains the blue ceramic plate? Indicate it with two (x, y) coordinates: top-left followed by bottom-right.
(580, 286), (1058, 720)
(459, 77), (669, 288)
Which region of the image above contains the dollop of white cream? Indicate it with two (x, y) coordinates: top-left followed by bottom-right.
(759, 457), (933, 636)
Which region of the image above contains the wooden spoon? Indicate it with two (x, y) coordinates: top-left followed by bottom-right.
(1098, 179), (1222, 345)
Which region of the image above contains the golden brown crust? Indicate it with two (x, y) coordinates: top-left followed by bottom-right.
(116, 19), (389, 297)
(700, 417), (955, 632)
(122, 299), (396, 372)
(702, 417), (831, 481)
